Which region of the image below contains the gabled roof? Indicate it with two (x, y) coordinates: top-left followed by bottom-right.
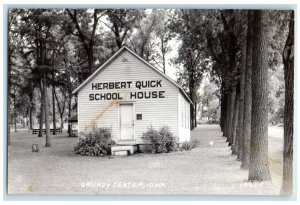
(72, 46), (192, 104)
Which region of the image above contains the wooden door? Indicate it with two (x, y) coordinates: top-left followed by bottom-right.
(120, 104), (134, 140)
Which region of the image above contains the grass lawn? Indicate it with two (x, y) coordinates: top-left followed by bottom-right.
(8, 125), (282, 195)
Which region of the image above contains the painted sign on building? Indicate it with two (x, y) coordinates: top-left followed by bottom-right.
(89, 80), (165, 101)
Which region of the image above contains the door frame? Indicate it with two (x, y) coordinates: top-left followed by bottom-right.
(118, 102), (135, 141)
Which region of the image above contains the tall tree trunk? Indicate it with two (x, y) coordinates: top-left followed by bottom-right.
(225, 89), (236, 146)
(113, 23), (122, 49)
(14, 109), (17, 132)
(221, 87), (227, 135)
(14, 89), (17, 133)
(190, 104), (194, 130)
(60, 114), (64, 130)
(280, 11), (294, 195)
(194, 103), (197, 127)
(66, 9), (96, 76)
(44, 73), (51, 147)
(38, 80), (44, 138)
(223, 92), (229, 137)
(68, 95), (72, 137)
(232, 90), (240, 154)
(28, 106), (32, 130)
(248, 10), (271, 181)
(88, 47), (95, 74)
(237, 28), (247, 160)
(189, 84), (196, 130)
(29, 94), (33, 130)
(241, 10), (254, 170)
(224, 92), (229, 139)
(54, 88), (65, 130)
(220, 88), (224, 131)
(161, 38), (166, 74)
(29, 109), (33, 130)
(52, 84), (56, 135)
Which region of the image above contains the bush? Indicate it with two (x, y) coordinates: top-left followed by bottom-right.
(74, 127), (115, 156)
(180, 139), (200, 151)
(181, 141), (192, 151)
(142, 126), (177, 153)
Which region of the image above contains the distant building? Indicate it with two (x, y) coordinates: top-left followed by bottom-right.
(73, 47), (192, 151)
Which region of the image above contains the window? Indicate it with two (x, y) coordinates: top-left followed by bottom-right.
(136, 114), (142, 120)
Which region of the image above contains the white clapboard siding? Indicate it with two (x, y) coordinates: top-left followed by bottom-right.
(78, 50), (180, 143)
(178, 92), (191, 143)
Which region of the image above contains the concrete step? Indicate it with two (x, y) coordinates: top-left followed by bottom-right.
(113, 150), (129, 156)
(111, 145), (137, 156)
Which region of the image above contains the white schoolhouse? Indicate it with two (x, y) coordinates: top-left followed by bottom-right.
(73, 46), (191, 153)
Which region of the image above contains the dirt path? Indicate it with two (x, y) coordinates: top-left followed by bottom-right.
(8, 125), (282, 195)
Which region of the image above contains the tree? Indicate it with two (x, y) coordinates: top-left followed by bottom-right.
(151, 9), (173, 73)
(43, 70), (51, 146)
(128, 10), (160, 61)
(51, 75), (57, 135)
(204, 11), (227, 134)
(280, 11), (294, 195)
(241, 10), (254, 169)
(8, 9), (23, 144)
(17, 9), (65, 145)
(268, 67), (285, 124)
(66, 9), (106, 77)
(204, 10), (240, 144)
(231, 93), (240, 153)
(20, 76), (36, 130)
(59, 43), (80, 136)
(38, 80), (45, 138)
(170, 9), (212, 129)
(266, 10), (290, 126)
(248, 10), (271, 181)
(219, 10), (240, 146)
(231, 10), (247, 158)
(200, 79), (220, 121)
(54, 87), (67, 130)
(104, 9), (143, 49)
